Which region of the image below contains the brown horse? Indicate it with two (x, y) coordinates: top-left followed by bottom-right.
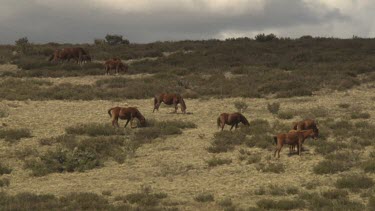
(217, 112), (250, 131)
(153, 93), (186, 114)
(273, 129), (318, 158)
(48, 47), (90, 64)
(108, 107), (146, 128)
(104, 58), (128, 75)
(290, 119), (319, 151)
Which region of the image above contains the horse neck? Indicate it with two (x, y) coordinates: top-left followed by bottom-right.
(302, 129), (314, 138)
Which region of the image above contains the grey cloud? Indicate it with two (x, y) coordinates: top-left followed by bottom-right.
(0, 0), (367, 44)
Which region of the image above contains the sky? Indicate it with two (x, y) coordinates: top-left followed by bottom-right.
(1, 0), (374, 44)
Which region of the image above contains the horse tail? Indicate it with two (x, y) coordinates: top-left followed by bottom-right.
(108, 108), (112, 118)
(180, 95), (187, 112)
(273, 136), (278, 145)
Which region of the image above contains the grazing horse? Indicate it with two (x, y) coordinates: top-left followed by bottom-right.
(153, 93), (186, 114)
(108, 107), (146, 128)
(273, 129), (318, 158)
(104, 58), (128, 75)
(217, 112), (250, 131)
(48, 47), (90, 64)
(290, 119), (319, 152)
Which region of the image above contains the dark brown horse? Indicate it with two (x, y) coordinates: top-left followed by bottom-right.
(273, 129), (318, 158)
(104, 58), (128, 75)
(290, 119), (319, 151)
(108, 107), (146, 128)
(153, 93), (186, 114)
(217, 112), (250, 131)
(48, 47), (90, 64)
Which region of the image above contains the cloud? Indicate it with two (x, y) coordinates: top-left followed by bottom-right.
(0, 0), (373, 44)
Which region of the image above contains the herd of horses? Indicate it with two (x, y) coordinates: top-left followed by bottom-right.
(48, 47), (128, 75)
(107, 93), (319, 159)
(48, 47), (320, 158)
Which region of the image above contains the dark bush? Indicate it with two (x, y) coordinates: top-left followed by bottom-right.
(0, 128), (32, 142)
(194, 193), (214, 202)
(257, 199), (304, 210)
(335, 174), (374, 190)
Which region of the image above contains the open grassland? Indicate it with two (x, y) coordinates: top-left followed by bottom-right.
(0, 77), (375, 210)
(1, 38), (375, 210)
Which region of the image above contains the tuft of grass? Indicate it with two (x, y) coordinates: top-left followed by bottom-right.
(247, 119), (272, 135)
(0, 108), (9, 118)
(207, 131), (247, 153)
(194, 193), (214, 202)
(335, 174), (374, 190)
(322, 189), (348, 200)
(313, 160), (351, 174)
(245, 134), (273, 149)
(256, 162), (285, 173)
(246, 154), (262, 164)
(277, 110), (294, 120)
(0, 163), (12, 176)
(257, 199), (305, 210)
(338, 103), (350, 109)
(233, 101), (248, 113)
(351, 111), (370, 119)
(0, 178), (10, 187)
(66, 123), (128, 136)
(0, 128), (32, 142)
(362, 160), (375, 173)
(267, 102), (280, 115)
(206, 157), (232, 167)
(125, 190), (167, 207)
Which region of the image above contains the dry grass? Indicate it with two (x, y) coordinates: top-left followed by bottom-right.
(0, 77), (375, 209)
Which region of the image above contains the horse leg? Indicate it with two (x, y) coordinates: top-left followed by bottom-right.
(124, 119), (131, 128)
(112, 117), (119, 128)
(230, 124), (235, 131)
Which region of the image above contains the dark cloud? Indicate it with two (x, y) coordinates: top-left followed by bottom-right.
(0, 0), (370, 44)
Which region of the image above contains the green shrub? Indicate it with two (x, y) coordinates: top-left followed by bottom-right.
(256, 162), (285, 173)
(0, 178), (10, 187)
(362, 160), (375, 173)
(246, 154), (262, 164)
(338, 103), (350, 109)
(248, 119), (271, 135)
(351, 112), (371, 119)
(207, 131), (247, 153)
(194, 193), (214, 202)
(65, 123), (128, 136)
(245, 134), (273, 149)
(267, 102), (280, 115)
(335, 174), (374, 190)
(206, 157), (232, 167)
(0, 128), (32, 142)
(257, 199), (304, 210)
(277, 111), (294, 119)
(313, 160), (351, 174)
(0, 163), (12, 176)
(125, 190), (167, 207)
(322, 189), (348, 200)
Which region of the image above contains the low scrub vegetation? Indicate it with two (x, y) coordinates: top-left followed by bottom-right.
(207, 131), (247, 153)
(0, 128), (32, 142)
(0, 163), (12, 176)
(206, 157), (232, 167)
(66, 123), (128, 136)
(256, 162), (285, 173)
(335, 174), (374, 190)
(256, 198), (305, 210)
(267, 102), (280, 115)
(194, 193), (214, 202)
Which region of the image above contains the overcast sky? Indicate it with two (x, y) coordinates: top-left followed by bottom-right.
(1, 0), (374, 44)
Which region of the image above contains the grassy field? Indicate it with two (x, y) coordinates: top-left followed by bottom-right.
(0, 38), (375, 210)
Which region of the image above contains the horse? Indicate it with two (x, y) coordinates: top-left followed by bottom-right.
(217, 112), (250, 131)
(108, 107), (146, 128)
(273, 129), (318, 158)
(153, 93), (186, 114)
(48, 47), (90, 64)
(290, 119), (319, 152)
(104, 58), (128, 75)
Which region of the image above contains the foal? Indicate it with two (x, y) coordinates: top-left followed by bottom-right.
(290, 119), (319, 152)
(108, 107), (146, 128)
(153, 93), (187, 114)
(217, 113), (250, 131)
(273, 129), (318, 158)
